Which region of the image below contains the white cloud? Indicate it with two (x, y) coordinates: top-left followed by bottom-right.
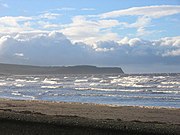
(61, 16), (120, 45)
(0, 3), (9, 8)
(122, 16), (152, 36)
(97, 5), (180, 37)
(100, 5), (180, 19)
(0, 5), (179, 45)
(0, 16), (34, 33)
(53, 7), (76, 11)
(81, 8), (95, 11)
(39, 13), (60, 19)
(37, 21), (61, 29)
(163, 49), (180, 56)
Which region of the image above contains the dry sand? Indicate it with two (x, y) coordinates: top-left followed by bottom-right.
(0, 98), (179, 135)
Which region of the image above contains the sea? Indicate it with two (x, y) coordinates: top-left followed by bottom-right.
(0, 73), (179, 108)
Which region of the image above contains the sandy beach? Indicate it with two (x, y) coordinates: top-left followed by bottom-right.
(0, 98), (179, 135)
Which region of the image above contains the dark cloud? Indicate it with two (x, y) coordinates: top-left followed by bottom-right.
(0, 32), (179, 72)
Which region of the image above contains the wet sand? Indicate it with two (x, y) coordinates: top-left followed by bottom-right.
(0, 98), (179, 135)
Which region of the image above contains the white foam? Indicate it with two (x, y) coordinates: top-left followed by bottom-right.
(108, 76), (118, 79)
(41, 85), (62, 89)
(89, 83), (99, 86)
(75, 87), (91, 90)
(153, 76), (165, 79)
(157, 85), (176, 88)
(75, 79), (88, 83)
(12, 92), (21, 96)
(0, 82), (6, 86)
(91, 78), (101, 81)
(99, 80), (109, 83)
(15, 79), (26, 82)
(7, 78), (14, 81)
(161, 81), (180, 85)
(34, 77), (40, 80)
(26, 80), (37, 83)
(152, 90), (179, 94)
(22, 95), (35, 100)
(42, 78), (58, 84)
(14, 83), (25, 87)
(49, 78), (60, 81)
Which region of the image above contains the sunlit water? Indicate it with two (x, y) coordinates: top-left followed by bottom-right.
(0, 73), (179, 108)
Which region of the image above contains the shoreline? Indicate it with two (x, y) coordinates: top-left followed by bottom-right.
(0, 98), (180, 135)
(1, 97), (179, 109)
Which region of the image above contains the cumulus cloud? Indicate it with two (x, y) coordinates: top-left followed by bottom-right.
(0, 32), (179, 66)
(0, 32), (91, 65)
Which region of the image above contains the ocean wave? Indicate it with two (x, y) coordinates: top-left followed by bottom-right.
(151, 90), (179, 94)
(161, 81), (180, 85)
(153, 76), (166, 79)
(91, 77), (101, 81)
(48, 78), (60, 81)
(0, 82), (6, 86)
(157, 85), (177, 88)
(26, 80), (38, 83)
(74, 79), (88, 83)
(15, 79), (27, 82)
(13, 83), (25, 87)
(22, 95), (35, 100)
(42, 78), (58, 84)
(117, 83), (152, 88)
(99, 80), (109, 83)
(11, 91), (21, 96)
(7, 78), (14, 81)
(75, 87), (116, 91)
(89, 83), (99, 86)
(108, 76), (118, 79)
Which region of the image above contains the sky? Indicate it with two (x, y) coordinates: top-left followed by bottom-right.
(0, 0), (180, 73)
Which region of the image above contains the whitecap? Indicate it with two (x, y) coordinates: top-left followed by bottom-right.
(7, 78), (14, 81)
(108, 76), (118, 79)
(12, 92), (21, 96)
(49, 78), (60, 81)
(157, 85), (176, 88)
(42, 78), (58, 84)
(41, 85), (62, 89)
(15, 79), (26, 82)
(22, 95), (35, 100)
(91, 78), (101, 81)
(26, 80), (37, 83)
(34, 77), (40, 80)
(99, 80), (109, 83)
(14, 83), (25, 87)
(0, 82), (6, 86)
(89, 83), (99, 86)
(161, 81), (180, 85)
(75, 79), (88, 83)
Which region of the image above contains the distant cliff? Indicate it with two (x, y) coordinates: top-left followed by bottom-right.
(0, 63), (124, 75)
